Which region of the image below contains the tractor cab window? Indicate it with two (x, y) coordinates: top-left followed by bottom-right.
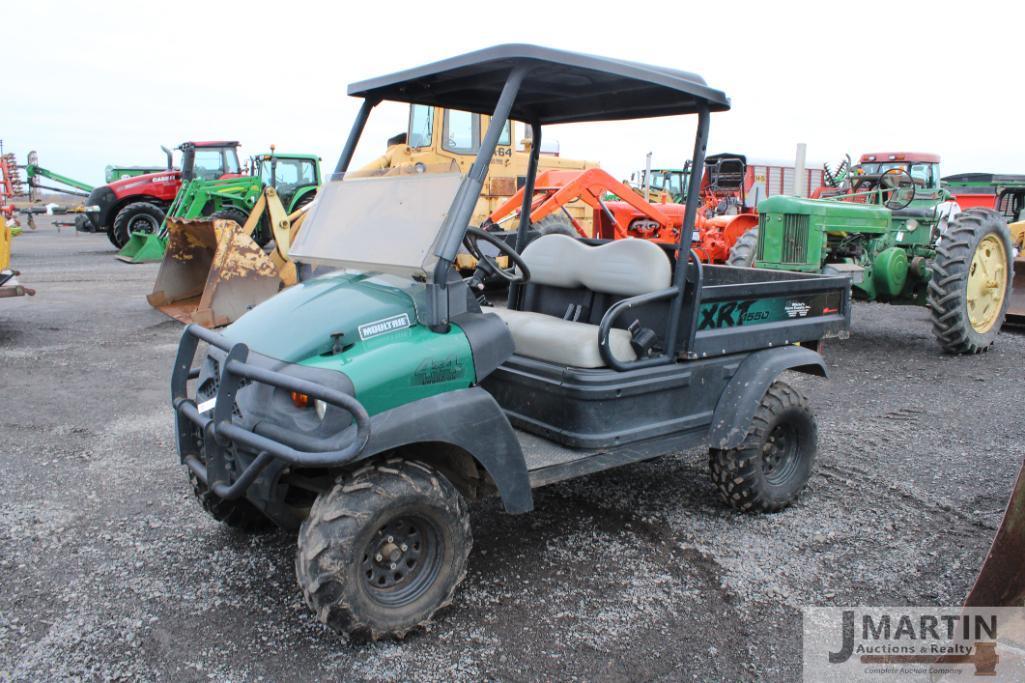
(442, 109), (480, 154)
(193, 149), (228, 180)
(907, 163), (937, 189)
(497, 120), (511, 146)
(859, 161), (937, 189)
(224, 149), (241, 175)
(408, 105), (434, 148)
(297, 159), (317, 185)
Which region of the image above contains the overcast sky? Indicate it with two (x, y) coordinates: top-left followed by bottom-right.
(6, 0), (1023, 186)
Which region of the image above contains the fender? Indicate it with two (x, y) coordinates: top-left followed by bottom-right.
(359, 386), (533, 513)
(288, 185), (318, 212)
(708, 345), (827, 450)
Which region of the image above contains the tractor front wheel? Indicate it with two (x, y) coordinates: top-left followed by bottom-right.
(726, 227), (758, 267)
(929, 208), (1014, 353)
(296, 459), (471, 641)
(111, 202), (164, 248)
(708, 381), (816, 513)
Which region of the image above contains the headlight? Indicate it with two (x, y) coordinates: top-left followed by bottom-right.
(315, 399), (327, 420)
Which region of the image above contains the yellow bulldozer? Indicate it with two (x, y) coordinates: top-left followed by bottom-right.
(147, 106), (597, 327)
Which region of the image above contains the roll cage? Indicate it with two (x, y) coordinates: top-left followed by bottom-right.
(330, 44), (731, 346)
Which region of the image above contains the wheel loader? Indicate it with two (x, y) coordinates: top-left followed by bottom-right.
(117, 150), (321, 263)
(147, 185), (311, 328)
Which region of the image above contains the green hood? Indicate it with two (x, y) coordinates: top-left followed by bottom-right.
(222, 271), (420, 361)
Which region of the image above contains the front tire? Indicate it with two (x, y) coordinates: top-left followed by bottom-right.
(726, 227), (758, 267)
(296, 459), (471, 641)
(111, 202), (164, 248)
(929, 208), (1013, 354)
(709, 381), (816, 513)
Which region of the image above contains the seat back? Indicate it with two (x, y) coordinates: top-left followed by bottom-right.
(520, 234), (671, 297)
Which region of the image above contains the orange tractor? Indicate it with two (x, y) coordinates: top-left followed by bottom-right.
(487, 153), (758, 263)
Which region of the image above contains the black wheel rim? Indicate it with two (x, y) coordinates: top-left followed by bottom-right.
(130, 215), (158, 235)
(361, 515), (442, 607)
(762, 422), (800, 485)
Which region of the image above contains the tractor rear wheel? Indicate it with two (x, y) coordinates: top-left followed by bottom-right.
(296, 459), (471, 641)
(111, 202), (164, 248)
(708, 381), (816, 513)
(928, 208), (1014, 354)
(726, 227), (758, 267)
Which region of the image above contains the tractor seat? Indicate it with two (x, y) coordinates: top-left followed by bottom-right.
(492, 234), (671, 368)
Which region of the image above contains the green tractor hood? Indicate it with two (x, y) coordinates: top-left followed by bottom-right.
(758, 194), (891, 228)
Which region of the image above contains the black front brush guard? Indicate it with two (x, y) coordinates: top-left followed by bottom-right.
(172, 324), (371, 500)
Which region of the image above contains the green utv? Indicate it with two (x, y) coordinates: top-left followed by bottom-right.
(727, 152), (1015, 354)
(171, 45), (852, 640)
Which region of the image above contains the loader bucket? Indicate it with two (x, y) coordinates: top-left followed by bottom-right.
(1006, 254), (1025, 327)
(146, 217), (285, 328)
(965, 461), (1025, 607)
(116, 231), (167, 263)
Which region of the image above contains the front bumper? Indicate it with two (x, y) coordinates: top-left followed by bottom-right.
(172, 324), (371, 502)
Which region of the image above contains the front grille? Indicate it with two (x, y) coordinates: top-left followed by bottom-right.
(781, 214), (809, 264)
(197, 357), (245, 418)
(756, 213), (768, 260)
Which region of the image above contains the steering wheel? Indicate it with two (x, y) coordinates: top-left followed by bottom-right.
(461, 227), (530, 285)
(879, 169), (916, 210)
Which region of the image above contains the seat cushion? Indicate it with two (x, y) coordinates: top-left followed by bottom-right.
(493, 308), (636, 368)
(521, 234), (671, 296)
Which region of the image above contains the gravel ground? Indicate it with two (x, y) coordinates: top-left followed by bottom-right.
(1, 219), (1023, 682)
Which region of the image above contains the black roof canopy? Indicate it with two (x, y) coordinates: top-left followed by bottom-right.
(347, 44), (730, 125)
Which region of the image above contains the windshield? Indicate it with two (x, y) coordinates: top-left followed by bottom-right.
(856, 162), (937, 188)
(288, 170), (463, 278)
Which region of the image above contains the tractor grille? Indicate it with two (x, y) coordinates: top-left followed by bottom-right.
(757, 213), (809, 264)
(781, 214), (809, 264)
(756, 214), (768, 260)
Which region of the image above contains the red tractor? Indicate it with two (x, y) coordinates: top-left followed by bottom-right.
(487, 153), (758, 263)
(85, 141), (243, 248)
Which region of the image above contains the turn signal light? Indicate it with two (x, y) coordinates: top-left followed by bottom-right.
(290, 391), (311, 408)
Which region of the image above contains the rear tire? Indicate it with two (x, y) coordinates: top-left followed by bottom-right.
(111, 202), (164, 248)
(296, 459), (471, 641)
(188, 470), (272, 532)
(726, 227), (758, 267)
(708, 381), (816, 513)
(929, 208), (1014, 354)
(532, 213), (579, 238)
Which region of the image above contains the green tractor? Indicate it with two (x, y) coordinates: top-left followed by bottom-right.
(117, 151), (321, 263)
(728, 152), (1015, 354)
